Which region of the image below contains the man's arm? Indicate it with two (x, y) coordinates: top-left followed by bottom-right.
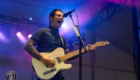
(24, 39), (42, 60)
(24, 39), (54, 67)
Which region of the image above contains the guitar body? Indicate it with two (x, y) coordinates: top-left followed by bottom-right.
(32, 47), (72, 80)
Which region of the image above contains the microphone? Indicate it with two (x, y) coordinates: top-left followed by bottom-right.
(63, 9), (75, 17)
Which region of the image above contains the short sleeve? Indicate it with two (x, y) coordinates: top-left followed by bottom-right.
(30, 28), (44, 45)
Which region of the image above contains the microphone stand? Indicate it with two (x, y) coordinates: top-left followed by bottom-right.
(69, 14), (87, 80)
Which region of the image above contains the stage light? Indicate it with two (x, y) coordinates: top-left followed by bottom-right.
(62, 23), (67, 28)
(28, 34), (32, 39)
(0, 32), (4, 39)
(30, 17), (32, 20)
(16, 32), (27, 44)
(16, 32), (21, 37)
(0, 31), (8, 42)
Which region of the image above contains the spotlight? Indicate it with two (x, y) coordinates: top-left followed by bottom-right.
(29, 17), (32, 20)
(0, 32), (4, 39)
(28, 34), (32, 39)
(0, 31), (8, 42)
(17, 32), (21, 37)
(62, 23), (67, 28)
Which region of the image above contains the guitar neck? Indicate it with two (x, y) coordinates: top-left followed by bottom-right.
(60, 44), (98, 61)
(60, 41), (109, 61)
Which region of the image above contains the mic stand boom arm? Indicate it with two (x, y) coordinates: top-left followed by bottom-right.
(69, 14), (87, 52)
(69, 14), (87, 80)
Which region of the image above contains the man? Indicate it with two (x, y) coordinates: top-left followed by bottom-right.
(24, 9), (95, 80)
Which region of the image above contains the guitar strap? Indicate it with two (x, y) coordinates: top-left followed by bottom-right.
(60, 36), (64, 48)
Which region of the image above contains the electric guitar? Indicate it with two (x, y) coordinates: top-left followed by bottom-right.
(32, 41), (109, 80)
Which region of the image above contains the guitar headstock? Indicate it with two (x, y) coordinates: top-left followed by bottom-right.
(95, 41), (109, 46)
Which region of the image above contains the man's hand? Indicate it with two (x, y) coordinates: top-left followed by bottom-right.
(86, 44), (95, 52)
(40, 56), (55, 67)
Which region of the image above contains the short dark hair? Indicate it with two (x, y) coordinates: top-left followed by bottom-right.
(49, 9), (63, 25)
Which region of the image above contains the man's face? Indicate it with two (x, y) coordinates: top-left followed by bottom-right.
(50, 11), (64, 29)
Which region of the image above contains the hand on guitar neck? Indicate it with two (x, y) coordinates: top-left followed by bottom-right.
(86, 44), (96, 53)
(40, 56), (55, 67)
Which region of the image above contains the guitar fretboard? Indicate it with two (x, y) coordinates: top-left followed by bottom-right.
(60, 47), (86, 61)
(60, 41), (109, 61)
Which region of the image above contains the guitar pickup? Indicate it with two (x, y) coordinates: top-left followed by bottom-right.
(56, 57), (62, 63)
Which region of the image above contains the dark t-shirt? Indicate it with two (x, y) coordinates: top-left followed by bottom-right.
(31, 25), (68, 53)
